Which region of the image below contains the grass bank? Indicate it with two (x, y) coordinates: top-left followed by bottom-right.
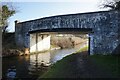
(74, 45), (88, 53)
(39, 45), (120, 78)
(40, 52), (80, 78)
(39, 46), (88, 78)
(90, 55), (120, 77)
(40, 54), (120, 78)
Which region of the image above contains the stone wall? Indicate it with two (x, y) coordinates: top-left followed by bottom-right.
(15, 10), (120, 55)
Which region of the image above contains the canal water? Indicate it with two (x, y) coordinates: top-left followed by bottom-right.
(2, 44), (87, 79)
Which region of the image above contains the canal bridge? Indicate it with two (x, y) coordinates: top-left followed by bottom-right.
(15, 10), (120, 55)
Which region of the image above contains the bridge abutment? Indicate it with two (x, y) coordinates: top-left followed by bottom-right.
(30, 33), (51, 53)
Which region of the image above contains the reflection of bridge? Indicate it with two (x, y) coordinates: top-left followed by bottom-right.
(15, 10), (120, 55)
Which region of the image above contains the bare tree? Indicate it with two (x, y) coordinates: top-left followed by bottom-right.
(100, 0), (120, 10)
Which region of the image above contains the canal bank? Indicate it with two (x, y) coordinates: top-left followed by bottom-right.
(2, 32), (88, 79)
(2, 43), (86, 79)
(39, 51), (119, 78)
(39, 46), (89, 78)
(39, 51), (88, 78)
(2, 32), (88, 57)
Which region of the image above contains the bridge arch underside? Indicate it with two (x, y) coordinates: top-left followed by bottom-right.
(29, 28), (93, 54)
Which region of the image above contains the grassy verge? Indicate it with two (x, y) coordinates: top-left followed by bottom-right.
(39, 46), (88, 79)
(74, 45), (88, 54)
(39, 53), (120, 78)
(40, 54), (120, 78)
(77, 46), (88, 52)
(39, 53), (78, 78)
(39, 45), (120, 78)
(39, 46), (88, 78)
(90, 55), (120, 77)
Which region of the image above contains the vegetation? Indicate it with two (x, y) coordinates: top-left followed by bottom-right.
(51, 35), (88, 49)
(0, 3), (17, 33)
(40, 53), (120, 78)
(90, 54), (120, 76)
(40, 52), (79, 78)
(39, 46), (88, 78)
(39, 45), (120, 78)
(2, 33), (24, 57)
(75, 45), (88, 53)
(101, 0), (120, 10)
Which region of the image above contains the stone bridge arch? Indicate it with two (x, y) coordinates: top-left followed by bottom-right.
(15, 10), (120, 55)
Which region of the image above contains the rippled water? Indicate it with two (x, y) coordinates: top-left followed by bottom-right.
(2, 44), (87, 79)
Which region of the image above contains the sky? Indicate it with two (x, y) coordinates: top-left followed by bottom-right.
(5, 0), (109, 32)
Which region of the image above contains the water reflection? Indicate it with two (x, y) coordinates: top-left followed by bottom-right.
(3, 43), (88, 79)
(28, 52), (51, 75)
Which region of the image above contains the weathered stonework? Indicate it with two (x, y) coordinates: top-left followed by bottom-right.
(15, 10), (120, 55)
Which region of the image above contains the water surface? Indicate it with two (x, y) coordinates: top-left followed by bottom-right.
(2, 44), (87, 79)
